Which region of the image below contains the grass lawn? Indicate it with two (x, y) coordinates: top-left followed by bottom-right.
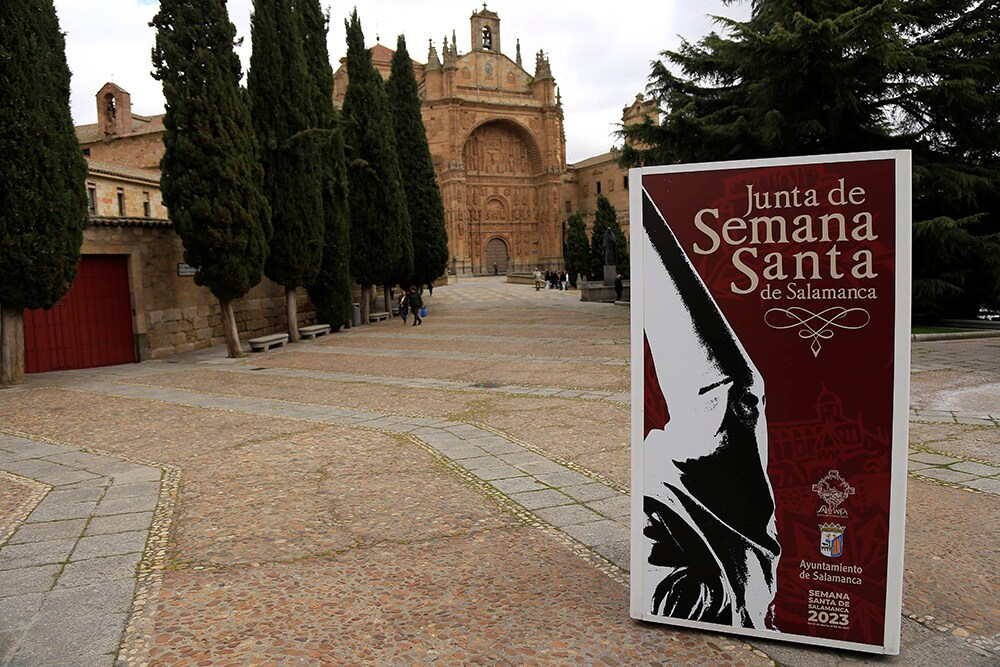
(912, 326), (978, 334)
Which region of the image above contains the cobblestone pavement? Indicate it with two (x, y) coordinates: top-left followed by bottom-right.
(0, 277), (997, 666)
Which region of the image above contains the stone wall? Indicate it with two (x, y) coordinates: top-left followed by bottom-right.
(85, 172), (166, 219)
(82, 224), (314, 360)
(564, 152), (631, 242)
(83, 132), (164, 171)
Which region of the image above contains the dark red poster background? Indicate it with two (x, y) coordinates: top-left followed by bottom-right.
(642, 159), (898, 647)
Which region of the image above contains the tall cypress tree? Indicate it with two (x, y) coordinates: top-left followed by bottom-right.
(387, 35), (448, 289)
(152, 0), (270, 358)
(341, 10), (410, 321)
(300, 0), (352, 331)
(0, 0), (88, 385)
(589, 195), (628, 280)
(248, 0), (324, 342)
(564, 212), (590, 287)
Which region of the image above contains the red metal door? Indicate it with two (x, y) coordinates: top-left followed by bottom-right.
(24, 255), (136, 373)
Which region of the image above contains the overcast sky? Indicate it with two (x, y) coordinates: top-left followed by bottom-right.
(53, 0), (749, 163)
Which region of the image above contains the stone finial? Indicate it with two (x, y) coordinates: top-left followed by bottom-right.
(427, 39), (441, 70)
(452, 29), (458, 55)
(443, 34), (456, 68)
(516, 38), (522, 67)
(534, 50), (551, 80)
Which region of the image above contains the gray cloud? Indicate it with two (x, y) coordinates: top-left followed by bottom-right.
(53, 0), (748, 163)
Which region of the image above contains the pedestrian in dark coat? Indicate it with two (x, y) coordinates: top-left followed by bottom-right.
(409, 286), (423, 326)
(398, 289), (409, 324)
(614, 273), (624, 301)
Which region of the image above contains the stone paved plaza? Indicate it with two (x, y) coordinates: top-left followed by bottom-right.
(1, 277), (997, 666)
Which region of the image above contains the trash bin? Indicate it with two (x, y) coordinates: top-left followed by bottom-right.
(352, 303), (361, 327)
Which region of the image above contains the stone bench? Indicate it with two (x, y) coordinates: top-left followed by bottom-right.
(298, 324), (331, 339)
(368, 311), (390, 323)
(248, 333), (289, 352)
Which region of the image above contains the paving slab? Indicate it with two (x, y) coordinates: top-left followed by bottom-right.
(533, 504), (606, 527)
(949, 460), (1000, 477)
(0, 565), (60, 598)
(489, 475), (548, 494)
(0, 538), (75, 570)
(57, 553), (142, 589)
(531, 468), (594, 488)
(560, 519), (629, 547)
(965, 477), (1000, 494)
(915, 467), (979, 484)
(909, 452), (963, 465)
(560, 482), (622, 503)
(507, 489), (575, 510)
(473, 464), (526, 481)
(586, 493), (632, 519)
(7, 518), (87, 545)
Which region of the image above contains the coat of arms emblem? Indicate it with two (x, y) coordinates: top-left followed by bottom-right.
(820, 524), (845, 558)
(812, 469), (855, 517)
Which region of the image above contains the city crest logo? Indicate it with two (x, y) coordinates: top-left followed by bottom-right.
(820, 523), (846, 558)
(812, 469), (855, 517)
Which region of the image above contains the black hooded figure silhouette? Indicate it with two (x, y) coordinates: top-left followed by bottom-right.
(640, 190), (780, 630)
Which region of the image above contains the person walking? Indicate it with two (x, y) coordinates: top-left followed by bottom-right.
(533, 267), (543, 291)
(409, 285), (423, 326)
(427, 280), (434, 296)
(614, 273), (624, 301)
(398, 288), (409, 324)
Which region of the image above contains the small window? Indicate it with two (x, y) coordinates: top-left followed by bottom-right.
(116, 189), (125, 216)
(623, 175), (629, 190)
(596, 181), (602, 194)
(565, 200), (572, 213)
(482, 26), (492, 50)
(143, 191), (151, 217)
(81, 148), (91, 156)
(87, 185), (96, 215)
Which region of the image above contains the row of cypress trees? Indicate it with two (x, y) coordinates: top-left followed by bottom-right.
(153, 0), (448, 357)
(1, 1), (451, 379)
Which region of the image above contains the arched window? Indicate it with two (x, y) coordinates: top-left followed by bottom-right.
(104, 93), (116, 122)
(481, 26), (492, 50)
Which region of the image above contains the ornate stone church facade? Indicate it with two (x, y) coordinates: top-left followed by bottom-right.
(333, 6), (624, 275)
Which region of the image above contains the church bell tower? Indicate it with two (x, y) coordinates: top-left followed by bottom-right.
(470, 4), (500, 53)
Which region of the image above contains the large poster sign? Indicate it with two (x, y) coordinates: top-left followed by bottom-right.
(629, 151), (910, 654)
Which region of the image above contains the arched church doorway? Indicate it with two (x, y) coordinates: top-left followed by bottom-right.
(462, 119), (544, 274)
(485, 237), (510, 274)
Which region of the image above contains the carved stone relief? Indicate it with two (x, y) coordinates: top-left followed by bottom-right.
(463, 123), (532, 176)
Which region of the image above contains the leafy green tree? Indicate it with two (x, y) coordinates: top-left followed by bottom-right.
(0, 0), (88, 385)
(898, 0), (1000, 316)
(300, 0), (352, 331)
(564, 212), (590, 287)
(341, 10), (410, 321)
(387, 35), (448, 289)
(248, 0), (324, 342)
(619, 0), (999, 317)
(152, 0), (270, 358)
(619, 0), (902, 166)
(589, 195), (629, 280)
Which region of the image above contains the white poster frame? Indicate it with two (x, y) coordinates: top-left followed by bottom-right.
(629, 150), (911, 655)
